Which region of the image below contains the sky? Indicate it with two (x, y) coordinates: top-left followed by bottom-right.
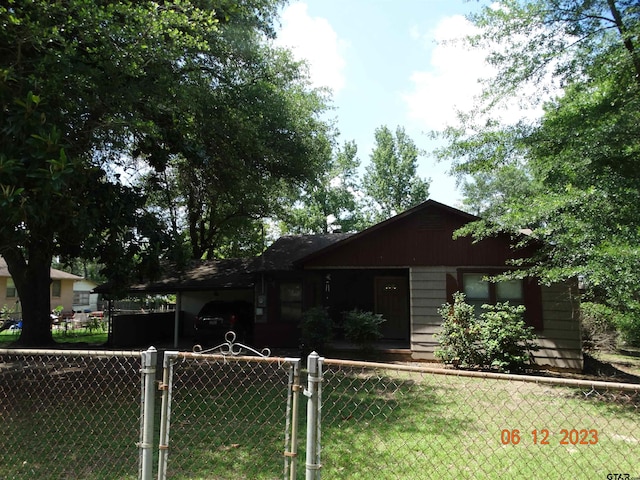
(274, 0), (493, 208)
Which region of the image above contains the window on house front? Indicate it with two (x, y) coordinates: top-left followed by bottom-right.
(51, 280), (62, 298)
(280, 282), (302, 322)
(73, 291), (90, 306)
(462, 273), (523, 313)
(6, 279), (16, 298)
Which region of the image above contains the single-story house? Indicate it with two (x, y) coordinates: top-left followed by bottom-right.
(98, 200), (582, 370)
(0, 257), (83, 317)
(73, 279), (100, 313)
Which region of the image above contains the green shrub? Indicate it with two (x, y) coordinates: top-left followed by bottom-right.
(478, 302), (538, 372)
(300, 307), (333, 352)
(343, 309), (385, 350)
(435, 293), (482, 367)
(436, 292), (539, 372)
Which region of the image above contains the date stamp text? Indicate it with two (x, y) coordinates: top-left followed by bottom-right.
(500, 428), (598, 445)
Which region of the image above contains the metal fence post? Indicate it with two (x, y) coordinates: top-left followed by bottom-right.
(284, 358), (302, 480)
(316, 356), (324, 479)
(305, 352), (323, 480)
(139, 346), (158, 480)
(157, 351), (179, 480)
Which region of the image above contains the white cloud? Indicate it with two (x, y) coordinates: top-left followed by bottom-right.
(404, 14), (547, 131)
(275, 2), (347, 93)
(403, 15), (490, 131)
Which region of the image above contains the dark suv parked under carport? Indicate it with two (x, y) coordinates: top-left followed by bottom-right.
(194, 300), (253, 346)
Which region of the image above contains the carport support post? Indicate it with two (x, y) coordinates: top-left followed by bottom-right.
(139, 346), (157, 480)
(173, 293), (182, 349)
(305, 352), (323, 480)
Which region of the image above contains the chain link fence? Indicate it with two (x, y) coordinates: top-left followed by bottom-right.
(1, 347), (639, 480)
(0, 348), (143, 480)
(319, 359), (640, 480)
(156, 351), (299, 480)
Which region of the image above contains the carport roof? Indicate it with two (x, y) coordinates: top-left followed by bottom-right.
(94, 258), (255, 294)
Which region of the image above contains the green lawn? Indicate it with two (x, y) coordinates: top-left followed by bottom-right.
(0, 351), (638, 479)
(0, 327), (108, 347)
(319, 367), (640, 479)
(148, 360), (640, 480)
(594, 350), (640, 377)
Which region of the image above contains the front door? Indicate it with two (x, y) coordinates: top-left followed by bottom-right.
(374, 276), (409, 341)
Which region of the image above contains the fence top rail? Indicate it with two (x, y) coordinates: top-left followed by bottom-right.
(322, 358), (640, 393)
(172, 350), (300, 366)
(0, 348), (143, 358)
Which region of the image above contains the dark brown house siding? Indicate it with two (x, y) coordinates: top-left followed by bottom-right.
(301, 205), (535, 269)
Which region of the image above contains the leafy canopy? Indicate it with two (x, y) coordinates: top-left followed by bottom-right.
(0, 0), (332, 345)
(435, 0), (640, 344)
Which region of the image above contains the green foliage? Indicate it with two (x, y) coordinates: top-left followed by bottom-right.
(436, 293), (538, 372)
(0, 0), (332, 344)
(580, 302), (621, 351)
(280, 140), (366, 234)
(343, 309), (386, 350)
(300, 307), (333, 352)
(435, 293), (483, 367)
(478, 303), (538, 372)
(435, 0), (640, 348)
(362, 125), (430, 223)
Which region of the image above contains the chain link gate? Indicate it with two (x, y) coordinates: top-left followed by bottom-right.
(152, 335), (306, 480)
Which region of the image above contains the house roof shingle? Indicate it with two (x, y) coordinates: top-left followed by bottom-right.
(256, 233), (354, 271)
(93, 258), (256, 294)
(0, 257), (83, 281)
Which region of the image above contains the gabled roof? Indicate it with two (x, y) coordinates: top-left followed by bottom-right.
(93, 258), (255, 294)
(257, 233), (354, 271)
(0, 257), (83, 281)
(294, 199), (477, 266)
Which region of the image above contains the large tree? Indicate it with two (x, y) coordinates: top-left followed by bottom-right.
(362, 126), (430, 223)
(436, 0), (640, 342)
(279, 140), (365, 234)
(0, 0), (331, 345)
(140, 43), (334, 259)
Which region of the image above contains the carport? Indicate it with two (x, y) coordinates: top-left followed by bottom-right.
(94, 258), (256, 348)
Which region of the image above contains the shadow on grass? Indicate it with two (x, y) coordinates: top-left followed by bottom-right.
(318, 367), (473, 479)
(0, 354), (141, 480)
(159, 360), (476, 480)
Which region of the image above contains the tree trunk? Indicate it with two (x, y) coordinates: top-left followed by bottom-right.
(4, 250), (55, 347)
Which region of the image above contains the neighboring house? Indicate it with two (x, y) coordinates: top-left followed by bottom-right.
(73, 279), (100, 313)
(98, 200), (582, 370)
(0, 257), (83, 316)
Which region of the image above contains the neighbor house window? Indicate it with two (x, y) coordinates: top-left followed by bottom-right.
(280, 282), (302, 322)
(51, 280), (62, 298)
(462, 272), (523, 312)
(73, 291), (90, 305)
(6, 279), (16, 298)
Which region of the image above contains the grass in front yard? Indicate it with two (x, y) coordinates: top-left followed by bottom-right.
(1, 354), (638, 479)
(0, 353), (141, 480)
(149, 362), (640, 480)
(0, 327), (108, 347)
(594, 350), (640, 377)
(319, 368), (640, 479)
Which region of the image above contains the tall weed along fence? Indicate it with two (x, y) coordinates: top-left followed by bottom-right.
(1, 346), (640, 480)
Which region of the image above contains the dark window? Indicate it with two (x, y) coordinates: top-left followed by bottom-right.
(462, 273), (524, 314)
(51, 280), (62, 298)
(6, 279), (16, 298)
(455, 270), (542, 330)
(73, 291), (90, 305)
(279, 282), (302, 322)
